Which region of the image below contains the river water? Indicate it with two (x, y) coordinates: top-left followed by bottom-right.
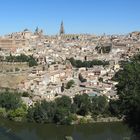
(0, 119), (131, 140)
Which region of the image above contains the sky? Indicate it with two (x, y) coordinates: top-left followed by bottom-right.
(0, 0), (140, 35)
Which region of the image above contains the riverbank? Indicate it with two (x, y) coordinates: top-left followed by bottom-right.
(0, 114), (122, 126)
(0, 91), (122, 125)
(71, 115), (122, 125)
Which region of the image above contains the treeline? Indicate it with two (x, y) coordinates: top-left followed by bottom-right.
(5, 54), (38, 67)
(27, 94), (114, 124)
(113, 53), (140, 136)
(68, 57), (109, 68)
(0, 91), (27, 122)
(0, 91), (118, 125)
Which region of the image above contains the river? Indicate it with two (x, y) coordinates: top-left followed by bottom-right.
(0, 119), (131, 140)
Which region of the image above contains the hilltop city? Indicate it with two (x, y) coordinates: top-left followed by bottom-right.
(0, 21), (140, 106)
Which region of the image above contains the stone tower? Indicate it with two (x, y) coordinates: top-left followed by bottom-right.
(59, 21), (65, 35)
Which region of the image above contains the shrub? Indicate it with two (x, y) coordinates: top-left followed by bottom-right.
(0, 107), (7, 118)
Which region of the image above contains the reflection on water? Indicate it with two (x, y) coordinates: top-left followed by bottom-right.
(0, 125), (21, 140)
(0, 119), (131, 140)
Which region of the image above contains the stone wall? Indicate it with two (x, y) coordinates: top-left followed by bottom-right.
(0, 62), (29, 73)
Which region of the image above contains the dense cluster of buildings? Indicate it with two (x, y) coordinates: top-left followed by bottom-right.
(0, 22), (140, 106)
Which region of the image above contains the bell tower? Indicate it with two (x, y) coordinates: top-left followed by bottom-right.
(59, 21), (65, 35)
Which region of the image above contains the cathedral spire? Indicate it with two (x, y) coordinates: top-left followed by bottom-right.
(59, 21), (65, 35)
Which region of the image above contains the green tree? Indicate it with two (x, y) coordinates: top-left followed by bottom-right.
(0, 92), (22, 110)
(28, 56), (38, 67)
(68, 57), (109, 68)
(91, 96), (109, 118)
(98, 77), (103, 82)
(41, 100), (56, 123)
(73, 94), (91, 116)
(22, 92), (30, 97)
(8, 106), (27, 121)
(66, 80), (75, 89)
(0, 107), (7, 118)
(55, 96), (72, 110)
(53, 107), (70, 124)
(5, 54), (38, 67)
(54, 96), (72, 124)
(114, 54), (140, 135)
(15, 67), (20, 72)
(27, 101), (57, 123)
(69, 57), (76, 66)
(27, 107), (35, 122)
(33, 103), (48, 123)
(109, 99), (120, 117)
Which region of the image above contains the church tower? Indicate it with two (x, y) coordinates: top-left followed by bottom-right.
(59, 21), (65, 35)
